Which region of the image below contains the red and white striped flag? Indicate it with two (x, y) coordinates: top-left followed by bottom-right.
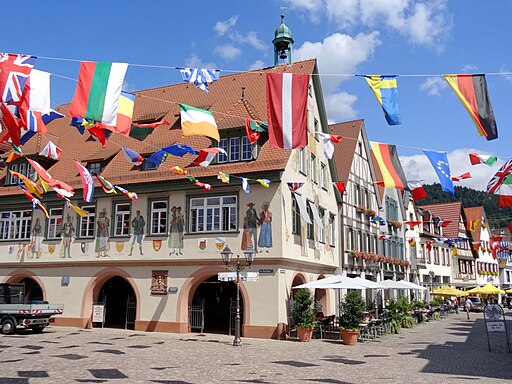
(407, 181), (427, 201)
(451, 172), (472, 182)
(39, 141), (62, 160)
(193, 147), (227, 167)
(266, 72), (309, 149)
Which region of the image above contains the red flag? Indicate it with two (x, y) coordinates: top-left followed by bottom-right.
(266, 72), (309, 149)
(405, 221), (422, 229)
(26, 158), (74, 196)
(407, 181), (427, 200)
(0, 103), (22, 145)
(334, 182), (345, 194)
(439, 220), (452, 228)
(330, 134), (342, 143)
(88, 125), (107, 148)
(489, 236), (503, 260)
(451, 172), (472, 182)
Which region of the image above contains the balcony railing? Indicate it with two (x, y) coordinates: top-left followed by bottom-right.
(416, 257), (427, 269)
(454, 273), (476, 281)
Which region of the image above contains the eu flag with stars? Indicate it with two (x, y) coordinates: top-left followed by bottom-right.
(423, 150), (454, 195)
(365, 75), (401, 125)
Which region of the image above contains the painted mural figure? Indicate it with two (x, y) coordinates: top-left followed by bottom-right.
(30, 218), (42, 258)
(96, 208), (110, 257)
(169, 206), (184, 255)
(245, 202), (259, 253)
(240, 216), (253, 251)
(258, 201), (273, 252)
(129, 210), (145, 256)
(60, 214), (75, 258)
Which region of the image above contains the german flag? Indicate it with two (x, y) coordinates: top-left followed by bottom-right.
(444, 74), (497, 141)
(370, 142), (408, 190)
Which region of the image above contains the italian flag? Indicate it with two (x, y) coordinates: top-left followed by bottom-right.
(180, 104), (220, 142)
(498, 175), (512, 207)
(68, 62), (128, 126)
(469, 152), (497, 166)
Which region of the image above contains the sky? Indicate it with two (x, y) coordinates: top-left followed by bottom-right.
(3, 0), (512, 191)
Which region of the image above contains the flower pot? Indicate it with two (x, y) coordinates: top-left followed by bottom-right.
(340, 329), (359, 346)
(296, 326), (314, 342)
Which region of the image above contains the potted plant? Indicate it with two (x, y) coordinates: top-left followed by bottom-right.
(339, 291), (365, 345)
(291, 288), (316, 342)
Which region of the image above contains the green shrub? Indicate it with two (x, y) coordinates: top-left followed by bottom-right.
(401, 315), (415, 328)
(291, 288), (316, 328)
(430, 296), (443, 306)
(339, 291), (366, 331)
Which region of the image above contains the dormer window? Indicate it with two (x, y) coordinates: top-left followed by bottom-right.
(87, 162), (102, 175)
(5, 162), (36, 186)
(216, 134), (252, 164)
(142, 159), (159, 171)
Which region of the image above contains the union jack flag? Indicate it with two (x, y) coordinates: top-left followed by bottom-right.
(287, 182), (304, 192)
(0, 53), (36, 103)
(486, 158), (512, 194)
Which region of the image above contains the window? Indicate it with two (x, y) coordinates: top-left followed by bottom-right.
(5, 162), (36, 186)
(114, 202), (131, 236)
(79, 205), (96, 238)
(229, 137), (240, 162)
(311, 154), (317, 184)
(150, 200), (168, 235)
(0, 210), (32, 240)
(320, 163), (327, 189)
(329, 213), (335, 247)
(189, 195), (237, 233)
(318, 209), (325, 243)
(306, 203), (314, 240)
(292, 195), (301, 235)
(218, 139), (228, 163)
(142, 159), (159, 171)
(87, 162), (102, 175)
(241, 137), (252, 160)
(47, 208), (63, 239)
(299, 149), (308, 175)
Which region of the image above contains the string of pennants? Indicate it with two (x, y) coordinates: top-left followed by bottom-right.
(2, 53), (512, 214)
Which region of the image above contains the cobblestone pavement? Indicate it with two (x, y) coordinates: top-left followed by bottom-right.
(0, 310), (511, 384)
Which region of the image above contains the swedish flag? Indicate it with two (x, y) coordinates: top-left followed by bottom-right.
(365, 75), (401, 125)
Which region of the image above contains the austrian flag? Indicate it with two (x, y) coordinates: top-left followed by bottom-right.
(266, 72), (309, 149)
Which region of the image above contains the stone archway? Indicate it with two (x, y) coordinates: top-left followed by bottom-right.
(4, 271), (46, 303)
(96, 275), (136, 329)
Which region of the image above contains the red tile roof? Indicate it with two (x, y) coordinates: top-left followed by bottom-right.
(419, 201), (463, 238)
(329, 119), (363, 182)
(0, 59), (318, 197)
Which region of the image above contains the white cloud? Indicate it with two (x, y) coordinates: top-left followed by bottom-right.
(400, 148), (499, 191)
(325, 92), (358, 121)
(420, 77), (447, 96)
(229, 30), (266, 51)
(294, 31), (380, 122)
(248, 60), (265, 71)
(184, 54), (217, 69)
(461, 64), (478, 73)
(214, 44), (241, 61)
(214, 15), (238, 36)
(288, 0), (452, 48)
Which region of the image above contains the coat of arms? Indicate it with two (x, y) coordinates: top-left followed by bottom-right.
(153, 240), (162, 252)
(116, 242), (124, 253)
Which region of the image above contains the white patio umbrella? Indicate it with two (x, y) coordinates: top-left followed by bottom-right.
(315, 277), (367, 290)
(351, 277), (388, 289)
(293, 275), (346, 289)
(396, 280), (427, 290)
(380, 279), (406, 289)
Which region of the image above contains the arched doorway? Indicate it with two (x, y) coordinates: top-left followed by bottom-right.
(19, 277), (44, 303)
(191, 275), (241, 335)
(97, 276), (136, 330)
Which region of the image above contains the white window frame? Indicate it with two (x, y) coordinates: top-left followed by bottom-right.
(189, 195), (237, 233)
(311, 154), (318, 184)
(87, 162), (102, 175)
(292, 195), (300, 235)
(229, 137), (240, 162)
(299, 148), (308, 176)
(306, 202), (314, 240)
(318, 207), (325, 244)
(5, 163), (36, 186)
(241, 136), (252, 161)
(150, 200), (168, 235)
(114, 202), (131, 237)
(79, 205), (96, 238)
(217, 138), (228, 163)
(0, 209), (32, 240)
(47, 207), (63, 240)
(320, 163), (327, 190)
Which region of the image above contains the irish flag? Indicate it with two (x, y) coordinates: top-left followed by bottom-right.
(68, 62), (128, 126)
(469, 152), (497, 166)
(498, 175), (512, 207)
(180, 104), (220, 142)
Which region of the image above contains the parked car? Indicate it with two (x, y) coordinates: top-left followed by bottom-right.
(467, 296), (484, 312)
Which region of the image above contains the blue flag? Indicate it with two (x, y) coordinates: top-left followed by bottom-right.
(163, 144), (199, 157)
(178, 68), (220, 93)
(423, 150), (454, 195)
(365, 75), (401, 125)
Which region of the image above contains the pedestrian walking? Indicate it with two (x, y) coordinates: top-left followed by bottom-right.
(464, 297), (472, 319)
(454, 298), (459, 314)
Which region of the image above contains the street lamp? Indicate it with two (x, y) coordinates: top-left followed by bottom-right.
(428, 270), (436, 294)
(220, 244), (256, 346)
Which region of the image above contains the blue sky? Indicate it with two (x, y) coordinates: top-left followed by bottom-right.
(3, 0), (512, 190)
